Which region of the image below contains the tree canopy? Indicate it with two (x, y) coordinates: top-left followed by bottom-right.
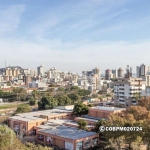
(38, 96), (58, 110)
(102, 105), (148, 149)
(16, 104), (32, 113)
(73, 102), (89, 116)
(56, 95), (72, 106)
(68, 93), (80, 104)
(77, 119), (87, 130)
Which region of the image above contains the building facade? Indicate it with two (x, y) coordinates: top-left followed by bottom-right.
(37, 65), (44, 77)
(113, 77), (146, 107)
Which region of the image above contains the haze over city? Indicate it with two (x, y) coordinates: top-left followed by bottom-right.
(0, 0), (150, 73)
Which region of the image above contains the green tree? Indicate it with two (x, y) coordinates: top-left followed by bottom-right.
(77, 119), (87, 130)
(29, 98), (36, 106)
(70, 86), (80, 91)
(12, 87), (27, 94)
(0, 125), (28, 150)
(78, 89), (91, 96)
(56, 95), (72, 106)
(38, 96), (58, 110)
(16, 104), (31, 113)
(98, 90), (106, 95)
(68, 93), (80, 104)
(73, 103), (89, 116)
(94, 119), (106, 133)
(138, 97), (150, 111)
(133, 92), (141, 103)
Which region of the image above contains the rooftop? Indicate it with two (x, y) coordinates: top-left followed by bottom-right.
(75, 117), (99, 123)
(9, 108), (73, 122)
(64, 121), (94, 128)
(48, 119), (72, 124)
(90, 106), (125, 111)
(16, 108), (72, 117)
(38, 126), (97, 140)
(9, 115), (46, 122)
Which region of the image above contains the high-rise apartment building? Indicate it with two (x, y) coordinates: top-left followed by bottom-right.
(113, 77), (146, 107)
(92, 67), (100, 76)
(37, 65), (44, 77)
(125, 65), (132, 78)
(23, 75), (31, 86)
(136, 64), (147, 80)
(5, 66), (22, 77)
(112, 69), (118, 78)
(105, 69), (113, 80)
(146, 75), (150, 86)
(118, 68), (124, 78)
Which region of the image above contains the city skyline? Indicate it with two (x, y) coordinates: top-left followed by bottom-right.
(0, 0), (150, 73)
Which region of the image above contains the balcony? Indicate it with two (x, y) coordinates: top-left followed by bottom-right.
(119, 100), (125, 104)
(132, 102), (137, 105)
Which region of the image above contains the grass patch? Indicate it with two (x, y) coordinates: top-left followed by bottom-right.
(0, 103), (29, 110)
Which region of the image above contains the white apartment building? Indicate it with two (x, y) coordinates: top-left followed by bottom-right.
(113, 77), (146, 107)
(47, 68), (60, 79)
(37, 65), (44, 77)
(146, 75), (150, 86)
(136, 64), (147, 80)
(112, 69), (118, 78)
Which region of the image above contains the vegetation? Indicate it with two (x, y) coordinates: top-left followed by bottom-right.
(0, 125), (28, 150)
(138, 96), (150, 110)
(0, 125), (53, 150)
(16, 104), (32, 113)
(94, 119), (106, 133)
(78, 89), (91, 96)
(0, 87), (28, 102)
(99, 100), (150, 150)
(133, 92), (141, 103)
(98, 90), (106, 95)
(73, 102), (89, 116)
(77, 119), (87, 130)
(56, 95), (72, 106)
(68, 93), (80, 104)
(38, 96), (58, 110)
(29, 98), (36, 106)
(26, 142), (53, 150)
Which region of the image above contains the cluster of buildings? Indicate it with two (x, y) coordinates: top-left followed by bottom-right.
(8, 105), (125, 150)
(104, 64), (150, 107)
(1, 63), (150, 108)
(0, 65), (108, 94)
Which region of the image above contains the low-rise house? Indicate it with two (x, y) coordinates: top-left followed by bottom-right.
(36, 126), (99, 150)
(8, 108), (74, 135)
(88, 106), (125, 118)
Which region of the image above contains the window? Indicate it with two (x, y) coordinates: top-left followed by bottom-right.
(84, 140), (91, 149)
(76, 142), (82, 150)
(92, 138), (98, 146)
(38, 135), (44, 141)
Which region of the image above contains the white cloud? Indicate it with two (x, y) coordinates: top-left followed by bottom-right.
(0, 5), (25, 35)
(0, 38), (150, 73)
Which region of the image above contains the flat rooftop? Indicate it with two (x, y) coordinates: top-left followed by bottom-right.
(9, 108), (73, 122)
(48, 119), (72, 124)
(82, 115), (107, 120)
(75, 117), (99, 123)
(9, 115), (46, 122)
(16, 108), (72, 117)
(38, 126), (97, 140)
(64, 121), (94, 128)
(90, 106), (125, 111)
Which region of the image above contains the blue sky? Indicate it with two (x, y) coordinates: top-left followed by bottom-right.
(0, 0), (150, 73)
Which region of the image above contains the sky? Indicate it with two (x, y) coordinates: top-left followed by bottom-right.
(0, 0), (150, 73)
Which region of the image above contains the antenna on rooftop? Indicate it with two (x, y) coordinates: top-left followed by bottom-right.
(5, 60), (6, 68)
